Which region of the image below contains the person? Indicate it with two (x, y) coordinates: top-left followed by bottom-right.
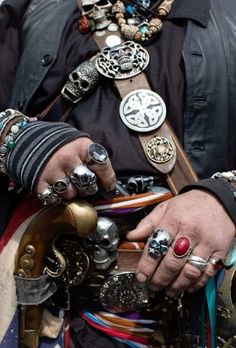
(0, 0), (236, 347)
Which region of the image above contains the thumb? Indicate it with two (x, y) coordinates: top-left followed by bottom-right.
(127, 202), (168, 241)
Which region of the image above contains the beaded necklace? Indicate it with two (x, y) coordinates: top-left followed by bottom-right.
(111, 0), (175, 42)
(78, 0), (175, 44)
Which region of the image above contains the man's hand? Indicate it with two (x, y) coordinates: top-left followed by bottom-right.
(127, 189), (236, 296)
(36, 137), (116, 199)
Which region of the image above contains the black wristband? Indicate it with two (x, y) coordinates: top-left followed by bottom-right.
(6, 121), (89, 192)
(180, 178), (236, 225)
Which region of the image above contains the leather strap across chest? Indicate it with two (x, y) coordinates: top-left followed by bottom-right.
(38, 30), (198, 194)
(93, 31), (199, 193)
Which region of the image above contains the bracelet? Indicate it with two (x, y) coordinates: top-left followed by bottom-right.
(211, 171), (236, 200)
(0, 110), (30, 175)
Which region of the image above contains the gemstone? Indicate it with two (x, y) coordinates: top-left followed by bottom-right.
(89, 143), (108, 164)
(7, 140), (16, 149)
(172, 236), (191, 257)
(11, 124), (19, 134)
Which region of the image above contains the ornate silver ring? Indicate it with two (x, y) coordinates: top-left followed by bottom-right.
(148, 229), (173, 259)
(187, 255), (207, 273)
(37, 186), (61, 206)
(52, 176), (71, 194)
(87, 143), (108, 165)
(70, 164), (98, 196)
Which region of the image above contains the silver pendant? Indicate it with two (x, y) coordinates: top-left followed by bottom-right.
(61, 60), (100, 103)
(119, 89), (166, 132)
(96, 41), (149, 79)
(99, 272), (155, 313)
(146, 135), (174, 163)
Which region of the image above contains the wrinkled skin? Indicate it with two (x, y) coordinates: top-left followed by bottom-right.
(127, 189), (236, 296)
(36, 137), (116, 199)
(36, 137), (236, 296)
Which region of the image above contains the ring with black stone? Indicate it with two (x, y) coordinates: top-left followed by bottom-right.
(87, 143), (108, 165)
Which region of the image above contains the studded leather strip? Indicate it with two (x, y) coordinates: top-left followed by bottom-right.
(37, 30), (198, 194)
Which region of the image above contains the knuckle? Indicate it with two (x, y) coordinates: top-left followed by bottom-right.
(204, 267), (216, 278)
(150, 274), (169, 288)
(163, 257), (182, 274)
(195, 280), (206, 289)
(182, 264), (201, 280)
(138, 259), (157, 277)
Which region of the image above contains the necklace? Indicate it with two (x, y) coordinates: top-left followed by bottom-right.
(78, 0), (175, 44)
(111, 0), (175, 42)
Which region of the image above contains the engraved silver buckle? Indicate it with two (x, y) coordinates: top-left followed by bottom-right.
(96, 41), (150, 79)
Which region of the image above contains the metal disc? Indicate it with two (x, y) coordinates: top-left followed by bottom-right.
(146, 135), (174, 163)
(96, 41), (149, 79)
(99, 272), (155, 313)
(119, 89), (166, 132)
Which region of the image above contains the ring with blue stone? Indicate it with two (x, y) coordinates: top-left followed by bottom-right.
(148, 229), (173, 259)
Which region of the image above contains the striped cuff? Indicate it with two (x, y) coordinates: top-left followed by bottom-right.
(6, 121), (88, 191)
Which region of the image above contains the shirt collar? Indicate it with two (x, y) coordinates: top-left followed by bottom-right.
(168, 0), (210, 27)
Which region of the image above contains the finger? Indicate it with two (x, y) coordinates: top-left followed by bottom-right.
(127, 202), (168, 241)
(165, 244), (211, 296)
(149, 231), (197, 290)
(78, 141), (116, 191)
(187, 253), (223, 293)
(134, 221), (177, 285)
(37, 170), (78, 201)
(87, 159), (116, 191)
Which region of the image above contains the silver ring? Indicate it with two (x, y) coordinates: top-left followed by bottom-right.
(208, 257), (231, 270)
(37, 186), (61, 206)
(70, 164), (98, 196)
(87, 143), (108, 165)
(187, 255), (207, 272)
(52, 176), (71, 194)
(148, 229), (173, 259)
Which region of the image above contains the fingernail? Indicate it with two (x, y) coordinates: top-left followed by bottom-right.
(165, 290), (176, 298)
(187, 288), (195, 293)
(136, 272), (147, 283)
(149, 285), (160, 292)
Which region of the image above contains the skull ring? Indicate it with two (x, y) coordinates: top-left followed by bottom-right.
(70, 164), (98, 196)
(37, 186), (61, 206)
(148, 229), (173, 259)
(52, 176), (71, 194)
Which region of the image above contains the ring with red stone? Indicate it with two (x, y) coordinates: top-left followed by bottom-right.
(171, 236), (192, 258)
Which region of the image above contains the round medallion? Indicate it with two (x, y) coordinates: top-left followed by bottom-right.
(99, 272), (155, 313)
(96, 41), (149, 79)
(107, 23), (119, 32)
(119, 89), (166, 132)
(146, 135), (174, 163)
(105, 34), (122, 47)
(95, 30), (106, 37)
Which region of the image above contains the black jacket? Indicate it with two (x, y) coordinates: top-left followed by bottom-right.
(1, 0), (236, 232)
